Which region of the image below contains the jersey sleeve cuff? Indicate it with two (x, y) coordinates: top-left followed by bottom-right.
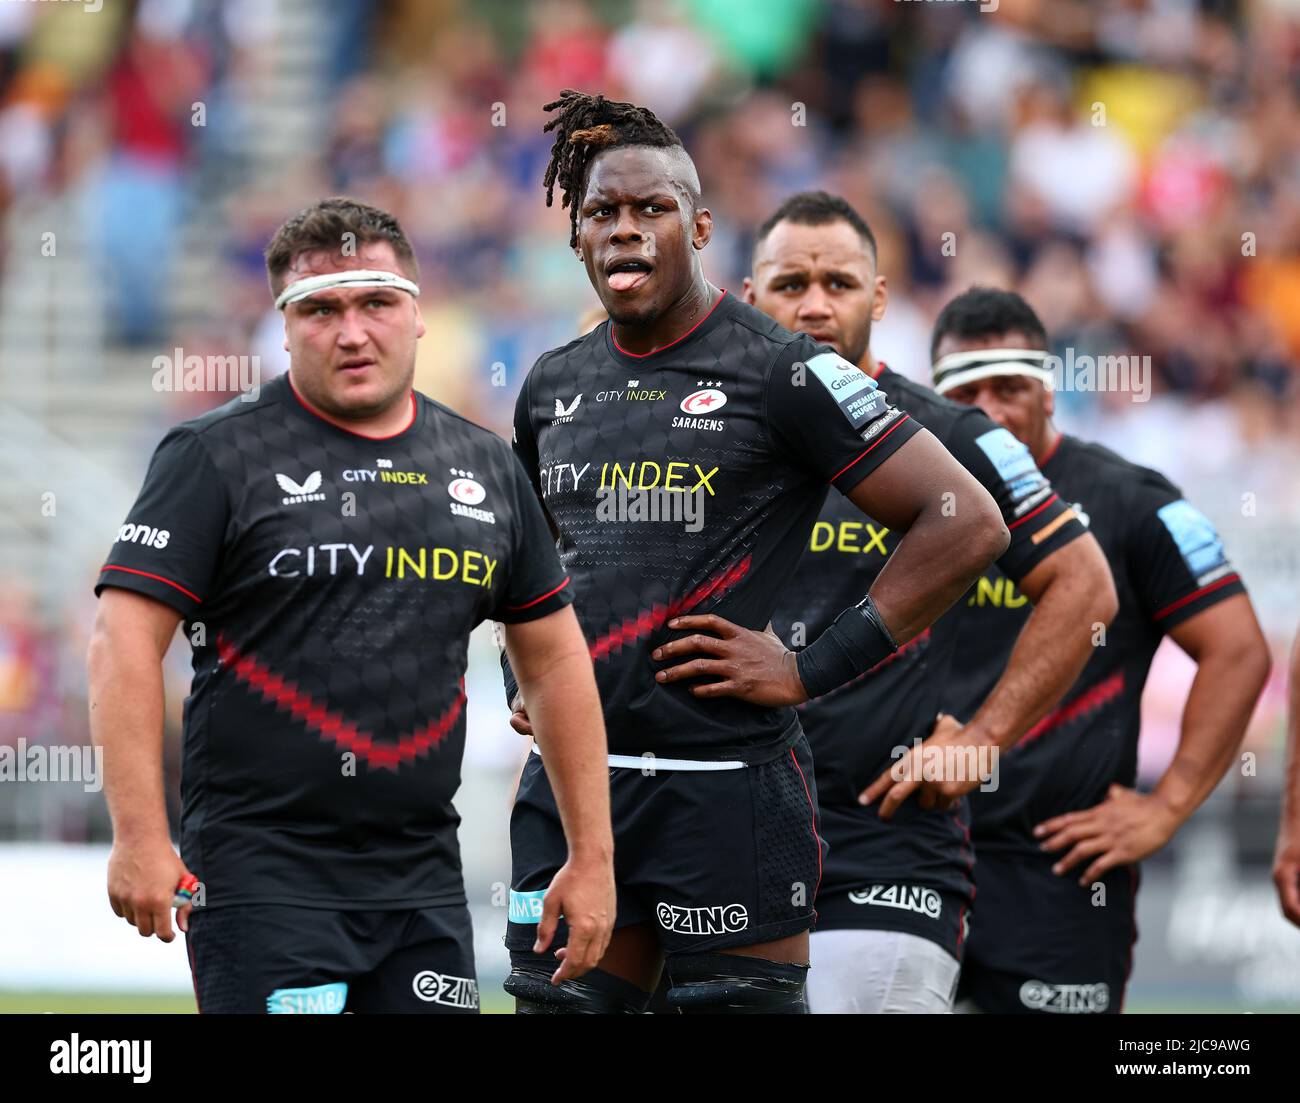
(95, 564), (203, 618)
(494, 575), (574, 624)
(829, 411), (919, 495)
(997, 499), (1088, 581)
(1151, 573), (1246, 630)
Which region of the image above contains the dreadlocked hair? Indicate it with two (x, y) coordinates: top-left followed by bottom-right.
(541, 90), (684, 248)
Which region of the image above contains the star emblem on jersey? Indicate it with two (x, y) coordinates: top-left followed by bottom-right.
(553, 394), (582, 423)
(680, 381), (726, 412)
(447, 469), (485, 505)
(276, 470), (327, 505)
(447, 468), (495, 524)
(673, 381), (727, 431)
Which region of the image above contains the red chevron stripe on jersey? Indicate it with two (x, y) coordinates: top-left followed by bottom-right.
(1016, 669), (1126, 750)
(217, 635), (465, 771)
(589, 555), (753, 662)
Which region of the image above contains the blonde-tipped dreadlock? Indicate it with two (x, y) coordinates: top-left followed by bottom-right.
(541, 90), (684, 249)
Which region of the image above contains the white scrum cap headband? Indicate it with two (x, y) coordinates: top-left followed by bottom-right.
(275, 268), (420, 310)
(932, 347), (1052, 395)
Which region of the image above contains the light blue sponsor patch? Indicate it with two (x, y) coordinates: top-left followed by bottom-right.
(266, 981), (347, 1014)
(1157, 499), (1227, 577)
(509, 889), (547, 924)
(805, 351), (887, 430)
(975, 428), (1042, 503)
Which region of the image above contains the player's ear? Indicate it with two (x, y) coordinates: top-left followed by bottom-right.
(282, 315), (290, 353)
(1042, 381), (1055, 419)
(412, 299), (426, 340)
(872, 274), (889, 323)
(741, 276), (756, 305)
(692, 207), (712, 251)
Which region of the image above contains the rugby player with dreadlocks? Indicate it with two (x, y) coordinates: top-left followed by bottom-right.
(497, 91), (1010, 1014)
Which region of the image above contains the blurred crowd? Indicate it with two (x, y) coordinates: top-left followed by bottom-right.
(2, 0), (1298, 837)
(6, 1), (1298, 422)
(265, 0), (1300, 440)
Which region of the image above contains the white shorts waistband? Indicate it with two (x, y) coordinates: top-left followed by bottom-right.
(529, 743), (746, 771)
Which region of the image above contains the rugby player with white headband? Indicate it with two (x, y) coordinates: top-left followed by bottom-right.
(90, 197), (616, 1012)
(272, 266), (422, 310)
(931, 346), (1053, 398)
(931, 286), (1269, 1014)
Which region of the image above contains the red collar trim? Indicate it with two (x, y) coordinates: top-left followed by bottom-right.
(610, 289), (727, 359)
(287, 373), (417, 440)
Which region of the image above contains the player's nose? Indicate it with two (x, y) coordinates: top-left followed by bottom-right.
(796, 286), (833, 319)
(608, 207), (645, 244)
(334, 306), (370, 347)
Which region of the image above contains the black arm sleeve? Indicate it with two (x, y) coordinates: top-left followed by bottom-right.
(501, 651), (521, 711)
(94, 428), (230, 619)
(942, 412), (1086, 583)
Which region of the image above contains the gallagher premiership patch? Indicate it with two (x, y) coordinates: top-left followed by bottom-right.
(1157, 499), (1229, 580)
(806, 352), (888, 430)
(975, 427), (1045, 505)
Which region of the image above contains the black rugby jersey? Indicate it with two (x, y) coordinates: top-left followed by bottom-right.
(945, 434), (1247, 852)
(769, 365), (1086, 897)
(96, 373), (571, 909)
(511, 291), (921, 762)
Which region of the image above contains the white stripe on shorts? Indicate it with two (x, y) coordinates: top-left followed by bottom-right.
(529, 742), (745, 771)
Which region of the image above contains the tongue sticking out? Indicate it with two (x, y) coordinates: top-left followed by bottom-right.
(608, 270), (649, 292)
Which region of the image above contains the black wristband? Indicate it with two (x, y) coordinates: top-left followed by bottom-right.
(501, 649), (520, 710)
(795, 595), (899, 699)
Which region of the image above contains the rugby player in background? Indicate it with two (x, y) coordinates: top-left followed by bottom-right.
(661, 190), (1114, 1013)
(88, 197), (615, 1013)
(501, 92), (1010, 1014)
(933, 287), (1270, 1014)
(1272, 629), (1300, 927)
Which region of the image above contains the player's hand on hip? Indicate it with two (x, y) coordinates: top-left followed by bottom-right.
(508, 691), (533, 736)
(651, 615), (808, 707)
(536, 854), (616, 984)
(860, 713), (989, 819)
(107, 839), (195, 942)
(1272, 828), (1300, 927)
(1034, 784), (1179, 886)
